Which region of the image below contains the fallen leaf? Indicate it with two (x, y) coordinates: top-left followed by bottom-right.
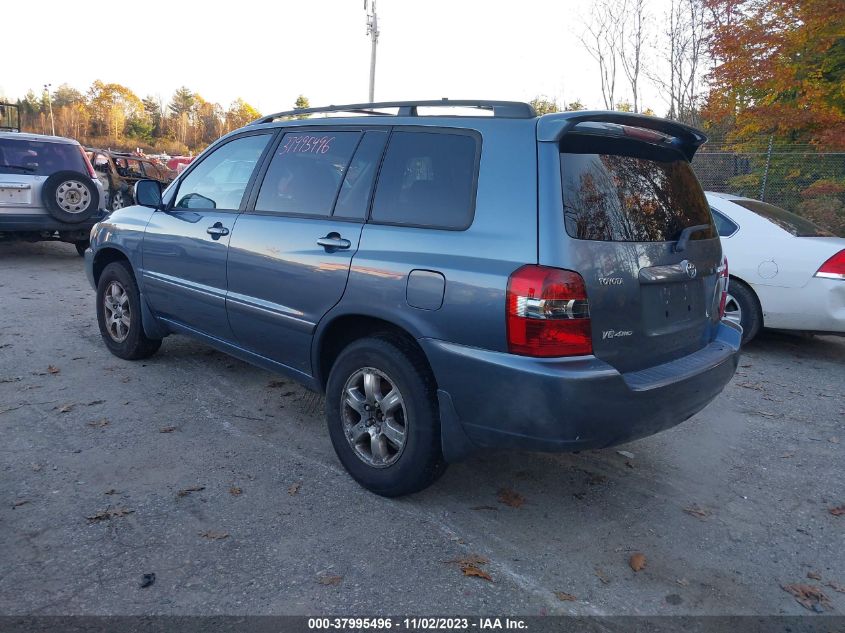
(446, 554), (489, 567)
(625, 461), (634, 469)
(828, 505), (845, 516)
(12, 499), (29, 508)
(826, 581), (845, 594)
(683, 504), (711, 519)
(554, 592), (577, 601)
(735, 381), (764, 390)
(159, 426), (176, 433)
(87, 419), (109, 428)
(780, 453), (795, 459)
(229, 486), (243, 496)
(318, 574), (343, 586)
(87, 507), (133, 523)
(198, 530), (229, 540)
(595, 567), (610, 585)
(617, 450), (635, 459)
(462, 565), (493, 581)
(782, 584), (831, 611)
(828, 437), (839, 444)
(57, 403), (74, 413)
(86, 400), (105, 406)
(47, 365), (60, 375)
(104, 489), (117, 495)
(471, 505), (498, 511)
(267, 380), (287, 388)
(629, 553), (647, 572)
(497, 487), (525, 508)
(176, 486), (205, 498)
(288, 482), (301, 495)
(140, 572), (156, 588)
(676, 578), (689, 587)
(807, 571), (822, 580)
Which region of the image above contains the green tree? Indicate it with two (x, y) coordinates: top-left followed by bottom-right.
(564, 100), (587, 111)
(294, 94), (311, 119)
(530, 96), (559, 115)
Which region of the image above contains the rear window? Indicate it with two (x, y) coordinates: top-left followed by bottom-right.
(560, 136), (716, 242)
(370, 131), (478, 229)
(0, 138), (86, 176)
(730, 199), (833, 237)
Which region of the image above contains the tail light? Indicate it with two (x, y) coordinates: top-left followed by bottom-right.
(506, 265), (592, 357)
(815, 250), (845, 280)
(78, 146), (97, 179)
(718, 255), (729, 318)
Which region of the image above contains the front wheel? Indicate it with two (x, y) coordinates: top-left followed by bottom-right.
(325, 335), (446, 497)
(96, 261), (162, 360)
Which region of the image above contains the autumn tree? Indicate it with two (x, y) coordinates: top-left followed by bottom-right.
(530, 96), (560, 115)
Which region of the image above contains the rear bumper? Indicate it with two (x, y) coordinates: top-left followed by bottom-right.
(421, 321), (741, 456)
(754, 278), (845, 334)
(0, 211), (107, 234)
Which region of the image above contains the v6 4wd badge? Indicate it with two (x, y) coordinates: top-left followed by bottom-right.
(602, 329), (633, 340)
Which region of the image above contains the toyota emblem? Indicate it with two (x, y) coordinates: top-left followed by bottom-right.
(684, 260), (697, 279)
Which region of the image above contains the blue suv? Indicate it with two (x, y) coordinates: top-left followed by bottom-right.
(85, 100), (741, 496)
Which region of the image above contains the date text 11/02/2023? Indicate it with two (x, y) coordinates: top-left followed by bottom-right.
(307, 618), (528, 630)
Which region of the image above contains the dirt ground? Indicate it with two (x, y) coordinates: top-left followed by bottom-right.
(1, 241), (843, 616)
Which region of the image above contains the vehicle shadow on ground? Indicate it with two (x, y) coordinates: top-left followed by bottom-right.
(745, 329), (844, 362)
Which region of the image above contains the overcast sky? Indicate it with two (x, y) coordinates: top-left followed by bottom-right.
(1, 0), (674, 115)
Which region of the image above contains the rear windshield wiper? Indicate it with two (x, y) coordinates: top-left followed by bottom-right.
(673, 224), (711, 253)
(1, 164), (37, 173)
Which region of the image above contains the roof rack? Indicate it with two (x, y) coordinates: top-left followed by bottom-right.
(252, 99), (537, 124)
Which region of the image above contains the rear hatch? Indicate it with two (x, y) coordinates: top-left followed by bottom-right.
(0, 136), (89, 213)
(538, 114), (723, 373)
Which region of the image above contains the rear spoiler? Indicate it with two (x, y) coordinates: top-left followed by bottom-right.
(536, 111), (707, 161)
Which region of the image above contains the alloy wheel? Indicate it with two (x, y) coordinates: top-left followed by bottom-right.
(103, 281), (131, 343)
(723, 293), (742, 328)
(341, 367), (407, 468)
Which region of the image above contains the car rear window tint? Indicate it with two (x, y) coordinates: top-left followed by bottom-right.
(333, 131), (388, 219)
(0, 138), (86, 176)
(560, 136), (715, 242)
(255, 132), (361, 217)
(370, 131), (478, 229)
(730, 199), (833, 237)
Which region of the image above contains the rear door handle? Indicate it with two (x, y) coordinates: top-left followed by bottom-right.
(206, 222), (230, 239)
(317, 233), (351, 250)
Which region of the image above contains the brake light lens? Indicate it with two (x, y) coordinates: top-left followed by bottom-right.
(815, 250), (845, 280)
(78, 146), (97, 179)
(718, 255), (729, 318)
(506, 265), (592, 357)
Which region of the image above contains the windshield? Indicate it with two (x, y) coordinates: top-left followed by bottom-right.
(561, 136), (716, 242)
(0, 138), (86, 176)
(730, 199), (834, 237)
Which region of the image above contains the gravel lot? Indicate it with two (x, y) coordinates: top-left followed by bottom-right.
(1, 240), (843, 617)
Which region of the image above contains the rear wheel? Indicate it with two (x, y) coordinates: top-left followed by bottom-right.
(325, 335), (446, 497)
(96, 261), (161, 360)
(724, 279), (762, 344)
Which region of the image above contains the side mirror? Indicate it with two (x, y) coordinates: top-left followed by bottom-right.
(135, 179), (162, 208)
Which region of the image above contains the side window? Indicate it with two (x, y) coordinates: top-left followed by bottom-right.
(254, 131), (361, 216)
(370, 131), (478, 229)
(92, 153), (110, 174)
(333, 131), (388, 219)
(175, 134), (271, 210)
(711, 208), (738, 237)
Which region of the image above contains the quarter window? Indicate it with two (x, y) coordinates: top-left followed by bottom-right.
(175, 134), (271, 210)
(370, 131), (478, 229)
(711, 208), (738, 237)
(255, 131), (361, 216)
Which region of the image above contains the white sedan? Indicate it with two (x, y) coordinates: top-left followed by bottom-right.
(706, 192), (845, 343)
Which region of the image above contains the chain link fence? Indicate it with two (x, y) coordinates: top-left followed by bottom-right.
(691, 139), (845, 235)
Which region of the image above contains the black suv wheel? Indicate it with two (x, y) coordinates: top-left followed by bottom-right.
(326, 335), (447, 496)
(96, 261), (162, 360)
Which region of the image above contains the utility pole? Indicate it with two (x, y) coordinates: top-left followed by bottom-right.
(365, 0), (379, 102)
(43, 83), (55, 136)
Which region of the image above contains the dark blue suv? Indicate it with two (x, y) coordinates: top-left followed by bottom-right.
(85, 100), (741, 496)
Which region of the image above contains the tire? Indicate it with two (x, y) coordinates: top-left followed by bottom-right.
(75, 240), (89, 257)
(41, 171), (100, 224)
(724, 278), (762, 344)
(96, 261), (162, 360)
(326, 335), (447, 497)
(110, 189), (128, 211)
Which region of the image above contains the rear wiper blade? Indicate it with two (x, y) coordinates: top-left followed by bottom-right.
(673, 224), (711, 253)
(2, 164), (37, 173)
